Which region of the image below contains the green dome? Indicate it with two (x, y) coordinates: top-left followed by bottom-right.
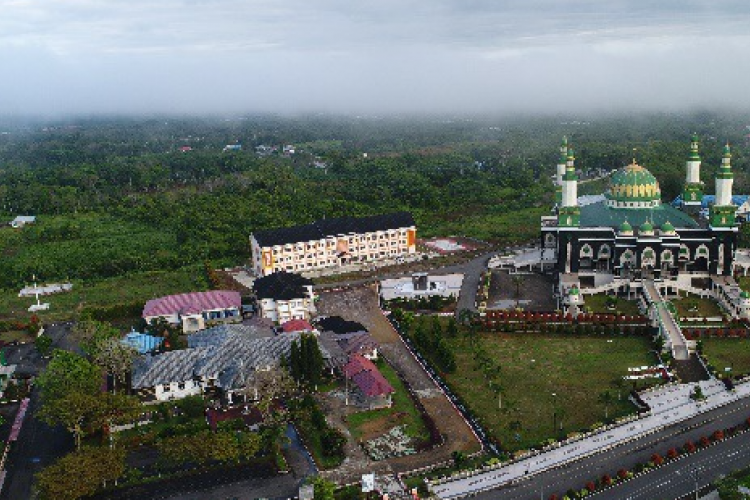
(569, 285), (579, 296)
(661, 221), (675, 233)
(606, 162), (661, 206)
(619, 220), (633, 233)
(741, 290), (750, 299)
(640, 220), (654, 233)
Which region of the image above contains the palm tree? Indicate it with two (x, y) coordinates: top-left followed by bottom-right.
(512, 275), (525, 308)
(598, 391), (614, 420)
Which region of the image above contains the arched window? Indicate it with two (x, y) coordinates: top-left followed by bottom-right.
(661, 250), (674, 264)
(598, 244), (611, 259)
(696, 244), (709, 258)
(679, 245), (690, 260)
(642, 247), (656, 267)
(580, 244), (593, 258)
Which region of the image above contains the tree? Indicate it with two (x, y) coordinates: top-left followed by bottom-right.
(309, 476), (336, 500)
(90, 393), (142, 447)
(598, 391), (614, 420)
(36, 447), (126, 500)
(92, 338), (137, 393)
(36, 350), (101, 403)
(71, 320), (120, 356)
(512, 275), (525, 307)
(38, 391), (101, 450)
(446, 317), (459, 337)
(35, 334), (53, 357)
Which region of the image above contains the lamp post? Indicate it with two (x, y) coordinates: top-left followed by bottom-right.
(552, 392), (557, 437)
(690, 467), (701, 500)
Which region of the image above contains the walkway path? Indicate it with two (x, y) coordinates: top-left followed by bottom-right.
(643, 280), (689, 361)
(430, 378), (748, 499)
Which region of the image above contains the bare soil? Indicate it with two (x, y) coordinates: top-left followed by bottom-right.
(316, 285), (481, 481)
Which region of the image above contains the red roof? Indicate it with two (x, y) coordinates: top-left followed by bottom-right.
(281, 319), (314, 333)
(352, 370), (394, 397)
(343, 354), (377, 378)
(143, 290), (241, 317)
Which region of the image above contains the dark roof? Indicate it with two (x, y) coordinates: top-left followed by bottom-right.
(253, 272), (313, 300)
(252, 212), (415, 247)
(579, 201), (698, 229)
(317, 316), (367, 335)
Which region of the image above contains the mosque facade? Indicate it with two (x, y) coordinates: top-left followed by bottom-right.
(541, 136), (739, 309)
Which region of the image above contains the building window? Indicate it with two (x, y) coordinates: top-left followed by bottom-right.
(162, 384), (171, 392)
(178, 382), (185, 390)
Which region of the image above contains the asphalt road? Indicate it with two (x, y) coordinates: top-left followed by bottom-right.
(466, 394), (750, 500)
(0, 323), (75, 500)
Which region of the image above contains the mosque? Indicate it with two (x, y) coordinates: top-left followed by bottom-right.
(539, 136), (749, 322)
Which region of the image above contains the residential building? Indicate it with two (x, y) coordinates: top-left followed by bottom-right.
(142, 290), (242, 333)
(249, 212), (416, 276)
(253, 272), (315, 323)
(343, 354), (394, 409)
(131, 325), (330, 404)
(121, 330), (164, 354)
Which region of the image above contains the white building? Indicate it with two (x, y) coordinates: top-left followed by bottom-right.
(10, 216), (35, 228)
(253, 272), (315, 324)
(380, 273), (464, 301)
(142, 290), (242, 333)
(250, 212), (417, 277)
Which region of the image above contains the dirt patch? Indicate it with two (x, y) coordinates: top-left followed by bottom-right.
(355, 412), (410, 441)
(487, 270), (556, 311)
(316, 286), (481, 480)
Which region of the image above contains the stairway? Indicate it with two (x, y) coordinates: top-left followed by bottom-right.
(672, 354), (711, 382)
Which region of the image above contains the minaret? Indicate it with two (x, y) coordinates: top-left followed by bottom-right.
(558, 147), (580, 227)
(555, 137), (568, 205)
(710, 143), (736, 228)
(681, 134), (703, 211)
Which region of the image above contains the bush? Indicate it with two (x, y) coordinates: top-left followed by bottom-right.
(586, 481), (596, 492)
(617, 468), (628, 480)
(667, 448), (679, 459)
(601, 474), (612, 486)
(713, 429), (725, 441)
(651, 453), (663, 466)
(684, 441), (696, 453)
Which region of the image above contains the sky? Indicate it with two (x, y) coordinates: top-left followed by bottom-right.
(2, 0), (750, 116)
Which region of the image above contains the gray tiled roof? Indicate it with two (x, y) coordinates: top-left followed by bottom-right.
(131, 348), (210, 389)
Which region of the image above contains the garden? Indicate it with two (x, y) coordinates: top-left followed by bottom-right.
(441, 331), (659, 451)
(343, 359), (433, 459)
(584, 294), (641, 316)
(700, 337), (750, 377)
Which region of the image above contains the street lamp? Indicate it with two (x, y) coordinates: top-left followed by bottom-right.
(552, 393), (557, 437)
(690, 467), (701, 500)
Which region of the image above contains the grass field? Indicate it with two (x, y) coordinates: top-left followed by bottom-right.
(0, 266), (208, 326)
(585, 294), (641, 316)
(701, 338), (750, 375)
(672, 296), (724, 318)
(345, 360), (429, 443)
(443, 333), (658, 451)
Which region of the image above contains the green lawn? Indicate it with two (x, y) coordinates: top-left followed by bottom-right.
(344, 360), (429, 443)
(444, 333), (659, 451)
(0, 266), (208, 326)
(739, 276), (750, 292)
(585, 294), (641, 316)
(701, 338), (750, 375)
(672, 295), (724, 318)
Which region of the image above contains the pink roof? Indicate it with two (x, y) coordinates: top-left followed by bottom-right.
(143, 290), (241, 318)
(352, 370), (394, 397)
(343, 354), (377, 378)
(281, 319), (314, 333)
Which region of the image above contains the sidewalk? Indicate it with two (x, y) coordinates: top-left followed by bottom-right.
(430, 377), (750, 499)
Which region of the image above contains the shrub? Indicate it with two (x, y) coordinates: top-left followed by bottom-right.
(617, 468), (628, 480)
(713, 429), (725, 441)
(651, 453), (663, 466)
(586, 481), (596, 492)
(699, 436), (710, 447)
(601, 474), (612, 486)
(667, 448), (679, 459)
(684, 441), (696, 453)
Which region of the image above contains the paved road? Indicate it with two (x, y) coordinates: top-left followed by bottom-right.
(0, 323), (75, 500)
(463, 393), (750, 500)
